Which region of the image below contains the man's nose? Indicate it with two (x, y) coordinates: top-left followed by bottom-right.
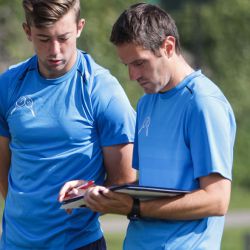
(128, 66), (140, 81)
(49, 40), (61, 55)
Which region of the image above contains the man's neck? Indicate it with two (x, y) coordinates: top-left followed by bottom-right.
(169, 54), (194, 88)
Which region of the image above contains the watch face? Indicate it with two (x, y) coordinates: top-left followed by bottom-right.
(128, 214), (140, 221)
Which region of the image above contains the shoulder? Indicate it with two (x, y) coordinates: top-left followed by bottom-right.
(78, 51), (126, 99)
(77, 51), (109, 82)
(0, 56), (36, 90)
(77, 51), (133, 115)
(0, 56), (36, 111)
(186, 72), (232, 112)
(184, 74), (235, 132)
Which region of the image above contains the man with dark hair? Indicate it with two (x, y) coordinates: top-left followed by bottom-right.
(0, 0), (136, 249)
(60, 3), (236, 249)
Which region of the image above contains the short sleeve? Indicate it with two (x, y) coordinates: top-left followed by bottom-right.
(187, 96), (236, 180)
(91, 72), (136, 146)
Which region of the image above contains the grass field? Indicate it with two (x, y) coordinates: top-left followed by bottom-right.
(104, 227), (250, 250)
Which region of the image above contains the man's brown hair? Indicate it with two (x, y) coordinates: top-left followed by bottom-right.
(110, 3), (181, 54)
(23, 0), (81, 27)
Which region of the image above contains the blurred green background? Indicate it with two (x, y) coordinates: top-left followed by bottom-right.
(0, 0), (249, 249)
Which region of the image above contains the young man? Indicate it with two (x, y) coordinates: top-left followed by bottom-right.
(0, 0), (136, 249)
(60, 3), (236, 250)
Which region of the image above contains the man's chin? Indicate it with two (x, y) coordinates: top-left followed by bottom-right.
(143, 88), (157, 94)
(140, 82), (159, 94)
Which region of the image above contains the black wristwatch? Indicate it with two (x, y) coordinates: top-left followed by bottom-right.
(127, 198), (141, 220)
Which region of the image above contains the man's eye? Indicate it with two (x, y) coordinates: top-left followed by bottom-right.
(59, 37), (69, 42)
(134, 61), (144, 66)
(39, 39), (49, 43)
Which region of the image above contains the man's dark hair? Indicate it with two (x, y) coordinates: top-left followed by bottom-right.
(110, 2), (181, 54)
(23, 0), (81, 28)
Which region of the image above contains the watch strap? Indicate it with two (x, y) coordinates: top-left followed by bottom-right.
(127, 198), (141, 220)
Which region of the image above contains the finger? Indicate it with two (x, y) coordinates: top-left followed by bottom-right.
(84, 186), (109, 211)
(84, 186), (108, 202)
(58, 180), (85, 201)
(99, 189), (116, 198)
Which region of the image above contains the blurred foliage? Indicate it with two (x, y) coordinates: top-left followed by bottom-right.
(0, 0), (32, 65)
(158, 0), (250, 189)
(0, 0), (249, 188)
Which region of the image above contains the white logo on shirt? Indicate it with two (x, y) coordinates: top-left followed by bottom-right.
(11, 96), (35, 117)
(138, 116), (150, 136)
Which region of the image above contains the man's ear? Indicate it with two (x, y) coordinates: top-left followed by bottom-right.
(76, 18), (85, 38)
(161, 36), (176, 57)
(23, 23), (32, 41)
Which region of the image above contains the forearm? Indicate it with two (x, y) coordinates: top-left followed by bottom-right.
(140, 175), (231, 220)
(0, 164), (10, 199)
(141, 191), (220, 220)
(0, 136), (11, 199)
(0, 162), (10, 199)
(0, 179), (8, 199)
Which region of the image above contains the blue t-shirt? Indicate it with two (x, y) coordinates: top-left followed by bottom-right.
(125, 70), (236, 250)
(0, 51), (136, 249)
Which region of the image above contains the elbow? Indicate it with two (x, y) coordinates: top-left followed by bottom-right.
(122, 169), (137, 184)
(216, 207), (228, 217)
(127, 172), (137, 183)
(213, 199), (230, 216)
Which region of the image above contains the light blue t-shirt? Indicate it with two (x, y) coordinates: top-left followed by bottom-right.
(0, 51), (136, 249)
(125, 70), (236, 250)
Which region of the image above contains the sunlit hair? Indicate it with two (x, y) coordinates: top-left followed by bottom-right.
(23, 0), (81, 27)
(110, 2), (181, 55)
